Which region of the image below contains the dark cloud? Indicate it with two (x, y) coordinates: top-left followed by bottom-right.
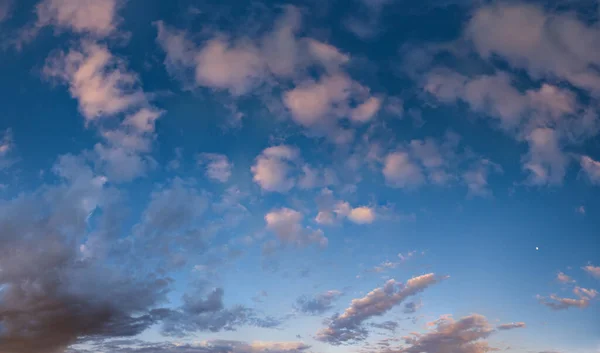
(402, 300), (422, 314)
(295, 290), (343, 315)
(316, 273), (447, 345)
(0, 156), (171, 353)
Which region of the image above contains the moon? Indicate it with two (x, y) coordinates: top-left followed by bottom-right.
(535, 247), (539, 251)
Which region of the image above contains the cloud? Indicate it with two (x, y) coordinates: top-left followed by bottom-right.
(316, 273), (447, 345)
(403, 300), (423, 314)
(35, 0), (122, 37)
(573, 287), (598, 300)
(251, 145), (299, 192)
(580, 156), (600, 184)
(583, 265), (600, 279)
(537, 294), (590, 310)
(43, 41), (163, 182)
(497, 322), (526, 330)
(385, 314), (496, 353)
(155, 7), (380, 142)
(265, 208), (327, 249)
(295, 290), (343, 315)
(83, 340), (311, 353)
(198, 153), (233, 183)
(331, 201), (376, 225)
(44, 41), (147, 121)
(0, 0), (12, 22)
(465, 3), (600, 95)
(383, 151), (424, 189)
(0, 156), (171, 353)
(557, 272), (575, 284)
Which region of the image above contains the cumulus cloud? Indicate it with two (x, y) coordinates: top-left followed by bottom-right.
(316, 274), (447, 345)
(295, 290), (343, 315)
(417, 2), (600, 186)
(251, 145), (299, 192)
(155, 6), (381, 142)
(35, 0), (121, 37)
(43, 41), (162, 182)
(265, 208), (327, 249)
(383, 151), (424, 189)
(580, 156), (600, 184)
(583, 264), (600, 279)
(198, 153), (233, 183)
(44, 41), (147, 121)
(465, 3), (600, 95)
(557, 272), (575, 284)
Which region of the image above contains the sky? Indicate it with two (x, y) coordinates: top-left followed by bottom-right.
(0, 0), (599, 352)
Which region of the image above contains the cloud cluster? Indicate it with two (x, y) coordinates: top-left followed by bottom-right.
(44, 41), (164, 182)
(251, 145), (336, 192)
(415, 2), (600, 185)
(35, 0), (121, 37)
(382, 133), (501, 195)
(583, 264), (600, 278)
(0, 156), (170, 353)
(265, 207), (328, 250)
(316, 273), (447, 345)
(155, 6), (382, 142)
(198, 153), (233, 183)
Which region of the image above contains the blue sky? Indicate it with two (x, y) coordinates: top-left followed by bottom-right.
(0, 0), (599, 353)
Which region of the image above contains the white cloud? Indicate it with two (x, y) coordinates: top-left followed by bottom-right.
(348, 206), (376, 224)
(265, 208), (327, 249)
(350, 96), (382, 123)
(198, 153), (232, 183)
(251, 145), (298, 192)
(581, 156), (600, 184)
(557, 272), (575, 284)
(583, 264), (600, 279)
(43, 42), (162, 182)
(466, 3), (600, 95)
(44, 41), (147, 122)
(36, 0), (121, 37)
(383, 151), (424, 188)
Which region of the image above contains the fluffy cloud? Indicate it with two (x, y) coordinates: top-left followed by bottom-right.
(44, 41), (147, 121)
(265, 208), (327, 249)
(383, 151), (424, 189)
(43, 41), (162, 182)
(465, 3), (600, 95)
(580, 156), (600, 184)
(418, 2), (600, 186)
(198, 153), (233, 183)
(0, 0), (12, 22)
(316, 274), (447, 344)
(35, 0), (121, 37)
(557, 272), (575, 284)
(295, 290), (343, 315)
(155, 6), (381, 142)
(583, 264), (600, 279)
(252, 145), (299, 192)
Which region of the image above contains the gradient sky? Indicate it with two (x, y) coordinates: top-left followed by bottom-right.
(0, 0), (599, 353)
